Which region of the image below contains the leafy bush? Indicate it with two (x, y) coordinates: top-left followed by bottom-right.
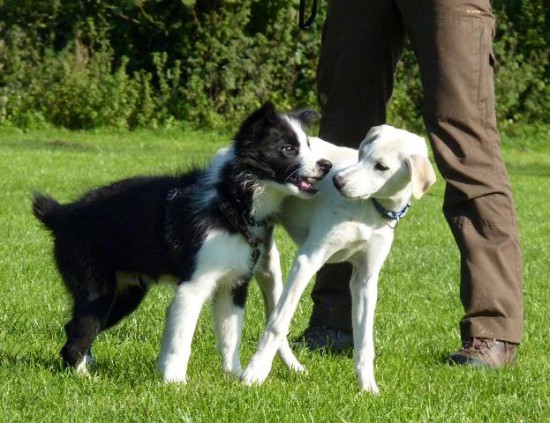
(492, 0), (550, 125)
(180, 1), (321, 126)
(0, 0), (547, 130)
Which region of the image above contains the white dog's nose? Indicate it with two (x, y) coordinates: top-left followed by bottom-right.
(333, 174), (345, 190)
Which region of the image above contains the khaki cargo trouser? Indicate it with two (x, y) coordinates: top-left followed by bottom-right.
(311, 0), (523, 343)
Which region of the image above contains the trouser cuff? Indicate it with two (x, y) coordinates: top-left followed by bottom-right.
(460, 316), (523, 344)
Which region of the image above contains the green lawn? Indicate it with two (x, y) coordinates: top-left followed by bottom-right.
(1, 126), (549, 422)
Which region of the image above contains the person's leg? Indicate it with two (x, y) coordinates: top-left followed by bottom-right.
(304, 0), (405, 350)
(399, 0), (523, 365)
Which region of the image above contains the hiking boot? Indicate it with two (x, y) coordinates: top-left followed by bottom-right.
(449, 337), (517, 368)
(293, 326), (353, 353)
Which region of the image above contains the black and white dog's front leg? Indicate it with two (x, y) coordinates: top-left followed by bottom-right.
(157, 277), (218, 383)
(212, 281), (248, 378)
(254, 234), (304, 373)
(242, 247), (325, 385)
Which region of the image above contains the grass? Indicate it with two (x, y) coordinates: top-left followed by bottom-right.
(1, 125), (549, 422)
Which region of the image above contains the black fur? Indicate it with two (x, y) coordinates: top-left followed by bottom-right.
(33, 102), (325, 368)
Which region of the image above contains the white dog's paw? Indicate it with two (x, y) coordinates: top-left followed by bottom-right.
(289, 361), (306, 374)
(278, 346), (306, 373)
(222, 364), (243, 379)
(240, 362), (272, 386)
(359, 378), (379, 395)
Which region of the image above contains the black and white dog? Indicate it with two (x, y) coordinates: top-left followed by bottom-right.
(33, 102), (332, 383)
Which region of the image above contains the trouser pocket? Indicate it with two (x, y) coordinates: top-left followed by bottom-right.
(413, 12), (496, 118)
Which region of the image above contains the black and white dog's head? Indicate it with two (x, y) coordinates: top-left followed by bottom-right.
(227, 102), (332, 198)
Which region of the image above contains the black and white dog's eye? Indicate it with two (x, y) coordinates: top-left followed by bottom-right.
(375, 162), (389, 171)
(282, 145), (297, 154)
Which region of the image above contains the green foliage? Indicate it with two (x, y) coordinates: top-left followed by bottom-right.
(180, 1), (321, 126)
(492, 0), (550, 125)
(387, 48), (424, 132)
(0, 0), (548, 130)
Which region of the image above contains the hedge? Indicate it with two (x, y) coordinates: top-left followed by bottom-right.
(0, 0), (548, 131)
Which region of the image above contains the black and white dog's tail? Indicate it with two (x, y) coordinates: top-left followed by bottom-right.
(32, 192), (63, 231)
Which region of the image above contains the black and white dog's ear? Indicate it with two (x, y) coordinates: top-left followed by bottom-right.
(256, 101), (277, 117)
(234, 102), (278, 144)
(292, 109), (321, 127)
(244, 101), (278, 127)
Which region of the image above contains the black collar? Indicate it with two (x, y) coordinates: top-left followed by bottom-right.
(371, 198), (411, 223)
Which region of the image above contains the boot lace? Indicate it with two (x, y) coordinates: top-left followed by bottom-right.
(461, 337), (493, 356)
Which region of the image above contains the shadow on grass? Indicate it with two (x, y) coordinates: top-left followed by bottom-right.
(1, 348), (65, 373)
(1, 139), (93, 153)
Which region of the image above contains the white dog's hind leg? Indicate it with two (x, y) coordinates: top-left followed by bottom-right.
(212, 283), (245, 378)
(254, 240), (304, 373)
(242, 251), (323, 385)
(157, 278), (216, 383)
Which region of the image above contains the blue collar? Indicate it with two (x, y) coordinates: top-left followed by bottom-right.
(371, 198), (411, 223)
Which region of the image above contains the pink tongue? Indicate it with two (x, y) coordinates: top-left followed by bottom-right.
(299, 178), (314, 191)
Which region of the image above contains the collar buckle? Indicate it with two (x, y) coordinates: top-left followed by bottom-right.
(371, 198), (411, 228)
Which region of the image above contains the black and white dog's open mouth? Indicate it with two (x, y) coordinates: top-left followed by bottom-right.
(290, 175), (322, 194)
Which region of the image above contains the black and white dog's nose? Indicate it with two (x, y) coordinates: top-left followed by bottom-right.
(333, 173), (346, 190)
(317, 159), (332, 174)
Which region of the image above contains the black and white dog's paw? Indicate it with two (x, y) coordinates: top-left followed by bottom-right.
(74, 352), (95, 375)
(157, 355), (187, 384)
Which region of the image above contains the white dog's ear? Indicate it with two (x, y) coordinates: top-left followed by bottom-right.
(406, 154), (436, 199)
(362, 125), (387, 145)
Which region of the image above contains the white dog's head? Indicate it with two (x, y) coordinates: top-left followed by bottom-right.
(333, 125), (436, 200)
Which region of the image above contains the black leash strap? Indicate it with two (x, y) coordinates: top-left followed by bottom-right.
(218, 201), (263, 249)
(299, 0), (317, 29)
(218, 201), (265, 273)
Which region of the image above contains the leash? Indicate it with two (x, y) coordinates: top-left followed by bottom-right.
(218, 201), (265, 250)
(218, 199), (268, 272)
(299, 0), (317, 29)
(372, 198), (411, 228)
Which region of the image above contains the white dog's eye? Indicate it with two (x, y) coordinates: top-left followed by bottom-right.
(375, 162), (389, 171)
(282, 145), (297, 154)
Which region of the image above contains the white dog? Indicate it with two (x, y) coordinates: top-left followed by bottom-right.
(241, 125), (437, 393)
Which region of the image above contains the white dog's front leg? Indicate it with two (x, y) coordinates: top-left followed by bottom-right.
(350, 265), (380, 394)
(157, 280), (214, 383)
(243, 252), (321, 385)
(254, 238), (304, 373)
